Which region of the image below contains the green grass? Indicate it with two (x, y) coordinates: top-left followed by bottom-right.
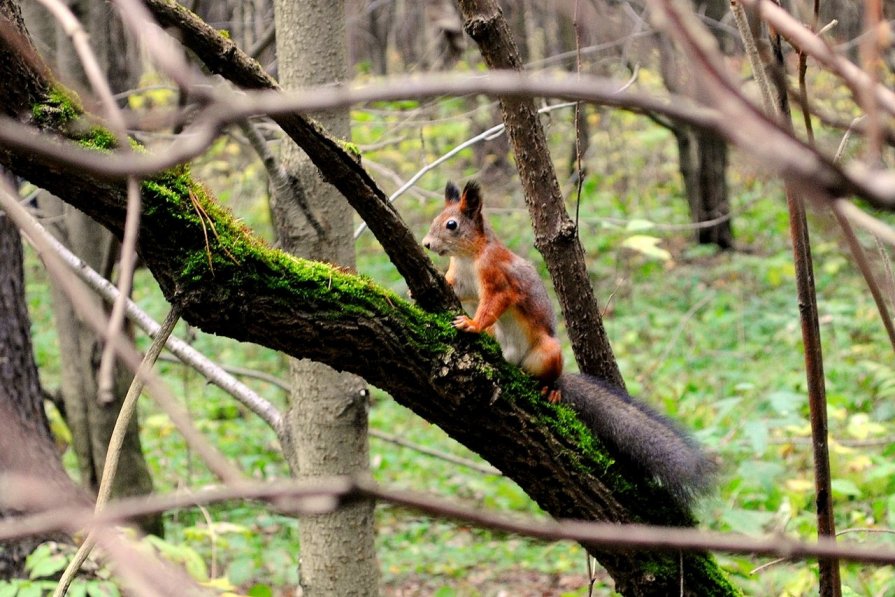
(20, 79), (895, 595)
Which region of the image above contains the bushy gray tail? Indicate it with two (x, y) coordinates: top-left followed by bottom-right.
(558, 373), (716, 507)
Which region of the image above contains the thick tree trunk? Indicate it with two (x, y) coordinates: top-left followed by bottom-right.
(0, 189), (77, 577)
(273, 0), (379, 594)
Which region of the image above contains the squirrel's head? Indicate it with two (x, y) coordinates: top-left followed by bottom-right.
(422, 180), (486, 257)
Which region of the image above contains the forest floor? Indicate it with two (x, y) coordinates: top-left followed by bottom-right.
(383, 570), (599, 596)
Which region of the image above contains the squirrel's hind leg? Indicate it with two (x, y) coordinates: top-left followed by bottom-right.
(521, 335), (563, 403)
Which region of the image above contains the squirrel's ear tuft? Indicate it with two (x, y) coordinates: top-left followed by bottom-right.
(445, 181), (461, 204)
(460, 180), (483, 218)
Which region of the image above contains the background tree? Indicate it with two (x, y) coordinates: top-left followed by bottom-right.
(0, 175), (80, 577)
(272, 0), (379, 592)
(657, 0), (733, 249)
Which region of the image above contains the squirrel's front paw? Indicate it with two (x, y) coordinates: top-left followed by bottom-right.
(453, 315), (479, 333)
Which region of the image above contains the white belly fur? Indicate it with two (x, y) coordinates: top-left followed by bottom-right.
(493, 311), (529, 366)
(450, 256), (531, 365)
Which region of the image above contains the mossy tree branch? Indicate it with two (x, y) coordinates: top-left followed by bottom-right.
(0, 2), (736, 594)
(141, 0), (457, 314)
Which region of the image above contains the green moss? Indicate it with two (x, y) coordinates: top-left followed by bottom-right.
(32, 85), (82, 128)
(139, 170), (457, 362)
(340, 140), (362, 159)
(696, 554), (742, 595)
(31, 85), (130, 155)
(218, 29), (231, 39)
(77, 126), (117, 151)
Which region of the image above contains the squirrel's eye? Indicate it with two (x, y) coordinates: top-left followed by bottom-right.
(445, 219), (458, 231)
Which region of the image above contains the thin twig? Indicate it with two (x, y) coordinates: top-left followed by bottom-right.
(248, 22), (275, 60)
(13, 207), (284, 435)
(833, 116), (865, 163)
(53, 307), (181, 597)
(370, 431), (500, 476)
(830, 204), (895, 354)
(572, 0), (585, 229)
(155, 354), (499, 475)
(772, 20), (842, 597)
(353, 100), (580, 239)
(238, 119), (324, 237)
(730, 0), (774, 114)
(859, 0), (883, 163)
(835, 200), (895, 247)
(877, 236), (895, 303)
(33, 0), (144, 405)
(826, 116), (895, 354)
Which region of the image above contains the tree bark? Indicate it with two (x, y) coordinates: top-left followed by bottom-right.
(273, 0), (378, 593)
(0, 184), (80, 577)
(0, 3), (736, 594)
(672, 125), (734, 249)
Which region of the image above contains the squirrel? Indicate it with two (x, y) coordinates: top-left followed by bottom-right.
(423, 180), (715, 506)
(423, 180), (564, 403)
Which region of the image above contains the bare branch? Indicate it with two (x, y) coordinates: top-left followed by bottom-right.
(353, 100), (580, 239)
(6, 68), (895, 214)
(4, 475), (895, 567)
(738, 0), (895, 116)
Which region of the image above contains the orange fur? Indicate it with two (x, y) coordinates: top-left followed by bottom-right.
(422, 181), (563, 401)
